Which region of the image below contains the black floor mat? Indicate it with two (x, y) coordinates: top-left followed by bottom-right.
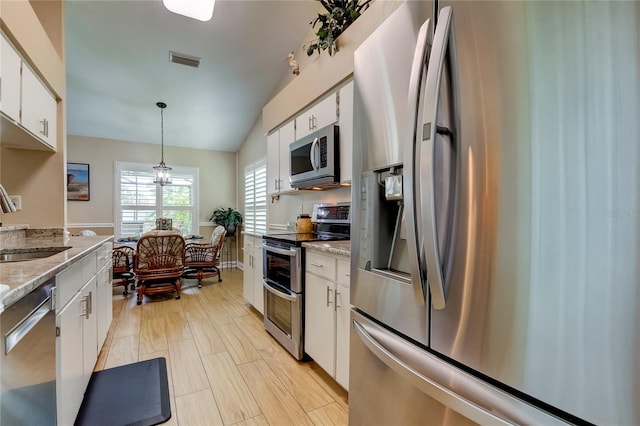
(75, 357), (171, 426)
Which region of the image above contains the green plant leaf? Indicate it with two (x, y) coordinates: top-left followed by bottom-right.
(305, 0), (371, 57)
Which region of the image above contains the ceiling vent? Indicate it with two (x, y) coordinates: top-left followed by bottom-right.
(169, 51), (201, 68)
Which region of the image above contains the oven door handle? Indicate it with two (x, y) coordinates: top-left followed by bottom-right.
(263, 280), (298, 302)
(262, 242), (298, 257)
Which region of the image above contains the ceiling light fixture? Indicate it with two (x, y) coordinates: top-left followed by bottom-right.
(162, 0), (215, 22)
(153, 102), (172, 186)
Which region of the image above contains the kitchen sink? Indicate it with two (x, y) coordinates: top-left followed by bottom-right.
(0, 247), (71, 263)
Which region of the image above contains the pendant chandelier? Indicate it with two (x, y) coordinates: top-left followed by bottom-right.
(153, 101), (172, 186)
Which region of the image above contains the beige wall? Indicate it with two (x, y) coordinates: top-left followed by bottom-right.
(236, 117), (268, 218)
(0, 0), (66, 228)
(67, 135), (237, 241)
(236, 0), (405, 236)
(262, 0), (405, 133)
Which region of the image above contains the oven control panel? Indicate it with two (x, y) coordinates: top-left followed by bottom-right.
(312, 202), (351, 223)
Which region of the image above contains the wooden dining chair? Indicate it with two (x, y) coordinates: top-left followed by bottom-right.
(183, 225), (227, 288)
(134, 234), (186, 305)
(112, 245), (135, 295)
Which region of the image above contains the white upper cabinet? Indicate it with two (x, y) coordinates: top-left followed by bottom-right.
(267, 120), (296, 195)
(21, 64), (57, 149)
(295, 92), (338, 140)
(266, 82), (351, 195)
(1, 33), (21, 122)
(267, 131), (280, 195)
(278, 121), (295, 193)
(338, 80), (354, 184)
(0, 31), (57, 151)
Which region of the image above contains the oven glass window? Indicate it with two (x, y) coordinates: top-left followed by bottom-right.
(265, 250), (292, 290)
(266, 290), (292, 337)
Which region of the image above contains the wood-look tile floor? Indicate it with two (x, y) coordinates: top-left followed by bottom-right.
(96, 269), (349, 426)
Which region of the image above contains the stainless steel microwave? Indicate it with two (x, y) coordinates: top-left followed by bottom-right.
(289, 124), (339, 189)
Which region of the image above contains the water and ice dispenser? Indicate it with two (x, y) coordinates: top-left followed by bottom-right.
(358, 166), (411, 281)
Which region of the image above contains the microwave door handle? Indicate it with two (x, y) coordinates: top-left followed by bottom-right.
(310, 137), (319, 171)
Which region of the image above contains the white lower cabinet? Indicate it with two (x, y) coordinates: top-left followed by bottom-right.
(96, 263), (113, 351)
(56, 286), (88, 426)
(56, 242), (112, 425)
(334, 259), (351, 388)
(243, 235), (264, 314)
(304, 251), (351, 390)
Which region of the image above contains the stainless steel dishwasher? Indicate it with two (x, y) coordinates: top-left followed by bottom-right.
(1, 280), (56, 425)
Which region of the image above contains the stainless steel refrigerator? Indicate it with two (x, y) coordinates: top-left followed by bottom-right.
(350, 1), (640, 424)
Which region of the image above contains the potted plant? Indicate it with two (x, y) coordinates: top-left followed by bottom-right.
(305, 0), (372, 57)
(209, 207), (243, 237)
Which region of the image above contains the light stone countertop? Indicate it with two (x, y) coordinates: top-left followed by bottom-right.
(302, 240), (351, 257)
(0, 234), (113, 312)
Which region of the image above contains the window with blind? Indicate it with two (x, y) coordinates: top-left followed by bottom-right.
(115, 162), (198, 238)
(244, 159), (267, 235)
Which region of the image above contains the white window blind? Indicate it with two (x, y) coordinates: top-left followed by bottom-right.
(115, 162), (199, 238)
(244, 159), (267, 235)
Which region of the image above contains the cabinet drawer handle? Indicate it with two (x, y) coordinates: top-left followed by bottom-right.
(326, 286), (333, 307)
(40, 118), (48, 137)
(334, 289), (341, 311)
(79, 295), (90, 319)
(310, 263), (324, 268)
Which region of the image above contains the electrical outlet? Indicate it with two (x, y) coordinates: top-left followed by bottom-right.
(9, 195), (21, 211)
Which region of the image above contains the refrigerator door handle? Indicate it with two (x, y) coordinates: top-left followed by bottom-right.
(405, 17), (432, 306)
(420, 6), (457, 310)
(353, 317), (521, 426)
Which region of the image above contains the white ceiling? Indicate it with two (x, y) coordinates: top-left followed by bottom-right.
(65, 0), (321, 152)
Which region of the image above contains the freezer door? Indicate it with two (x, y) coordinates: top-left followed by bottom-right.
(349, 310), (567, 426)
(426, 2), (640, 424)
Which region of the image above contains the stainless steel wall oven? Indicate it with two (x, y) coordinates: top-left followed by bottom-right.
(262, 240), (304, 359)
(262, 203), (350, 360)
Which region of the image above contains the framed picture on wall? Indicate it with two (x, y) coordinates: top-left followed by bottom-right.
(67, 163), (90, 201)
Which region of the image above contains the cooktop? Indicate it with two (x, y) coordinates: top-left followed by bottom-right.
(263, 232), (350, 245)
